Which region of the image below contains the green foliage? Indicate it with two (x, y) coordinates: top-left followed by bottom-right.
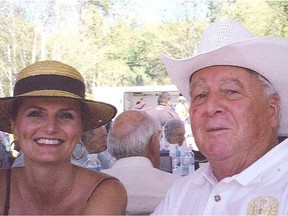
(0, 0), (287, 97)
(212, 0), (288, 37)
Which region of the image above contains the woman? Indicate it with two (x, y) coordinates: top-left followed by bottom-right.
(0, 60), (127, 215)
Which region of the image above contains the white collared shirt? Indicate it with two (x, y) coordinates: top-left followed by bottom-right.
(102, 156), (181, 215)
(152, 138), (288, 215)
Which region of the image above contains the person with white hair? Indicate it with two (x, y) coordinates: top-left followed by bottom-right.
(161, 119), (189, 156)
(81, 125), (115, 169)
(152, 19), (288, 215)
(103, 110), (181, 215)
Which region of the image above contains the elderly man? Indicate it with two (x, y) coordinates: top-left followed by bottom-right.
(161, 119), (189, 155)
(81, 125), (115, 169)
(102, 110), (180, 215)
(153, 19), (288, 215)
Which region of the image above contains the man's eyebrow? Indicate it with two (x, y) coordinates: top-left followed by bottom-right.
(190, 79), (206, 91)
(189, 77), (245, 94)
(220, 78), (244, 88)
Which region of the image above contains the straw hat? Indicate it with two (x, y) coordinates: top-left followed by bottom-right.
(0, 60), (117, 133)
(161, 19), (288, 136)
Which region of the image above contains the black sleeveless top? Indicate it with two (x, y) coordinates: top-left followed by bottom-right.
(4, 169), (11, 215)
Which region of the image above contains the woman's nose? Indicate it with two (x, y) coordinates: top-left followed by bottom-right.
(44, 118), (59, 133)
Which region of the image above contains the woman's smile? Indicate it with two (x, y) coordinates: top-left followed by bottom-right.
(34, 138), (64, 145)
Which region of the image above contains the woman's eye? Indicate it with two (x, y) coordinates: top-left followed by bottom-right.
(27, 110), (43, 117)
(60, 112), (74, 119)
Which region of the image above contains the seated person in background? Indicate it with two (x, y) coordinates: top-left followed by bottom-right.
(161, 119), (190, 156)
(105, 119), (113, 133)
(102, 110), (181, 215)
(0, 60), (127, 215)
(81, 125), (115, 169)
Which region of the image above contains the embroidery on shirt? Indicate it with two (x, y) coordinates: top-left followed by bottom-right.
(247, 195), (278, 216)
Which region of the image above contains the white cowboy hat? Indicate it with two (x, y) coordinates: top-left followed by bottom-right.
(161, 19), (288, 136)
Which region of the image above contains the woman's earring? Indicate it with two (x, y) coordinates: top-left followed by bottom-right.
(72, 141), (85, 160)
(10, 140), (22, 158)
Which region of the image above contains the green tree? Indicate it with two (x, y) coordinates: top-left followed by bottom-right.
(211, 0), (288, 37)
(0, 0), (287, 97)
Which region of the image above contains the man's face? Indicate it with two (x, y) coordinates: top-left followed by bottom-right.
(169, 127), (185, 145)
(189, 66), (279, 163)
(85, 126), (107, 154)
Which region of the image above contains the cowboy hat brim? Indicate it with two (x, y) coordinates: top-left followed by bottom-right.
(161, 37), (288, 137)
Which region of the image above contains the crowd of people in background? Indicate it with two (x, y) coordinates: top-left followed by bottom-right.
(0, 86), (191, 215)
(0, 76), (197, 215)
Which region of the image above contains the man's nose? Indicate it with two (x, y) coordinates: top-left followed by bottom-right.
(205, 93), (224, 117)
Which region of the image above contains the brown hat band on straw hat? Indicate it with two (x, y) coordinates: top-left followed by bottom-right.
(14, 74), (85, 98)
(0, 60), (117, 133)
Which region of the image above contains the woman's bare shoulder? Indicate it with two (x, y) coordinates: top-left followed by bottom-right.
(73, 166), (120, 192)
(73, 166), (127, 214)
(85, 175), (127, 215)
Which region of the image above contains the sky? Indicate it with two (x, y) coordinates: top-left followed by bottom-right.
(131, 0), (209, 24)
(132, 0), (179, 23)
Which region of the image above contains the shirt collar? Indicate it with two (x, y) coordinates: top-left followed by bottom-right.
(234, 138), (288, 185)
(191, 138), (288, 186)
(112, 156), (154, 168)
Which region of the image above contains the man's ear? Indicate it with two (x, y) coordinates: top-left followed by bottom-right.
(268, 94), (280, 128)
(149, 133), (160, 152)
(148, 133), (160, 168)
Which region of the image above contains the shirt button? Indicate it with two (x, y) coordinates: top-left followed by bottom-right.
(214, 195), (221, 202)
